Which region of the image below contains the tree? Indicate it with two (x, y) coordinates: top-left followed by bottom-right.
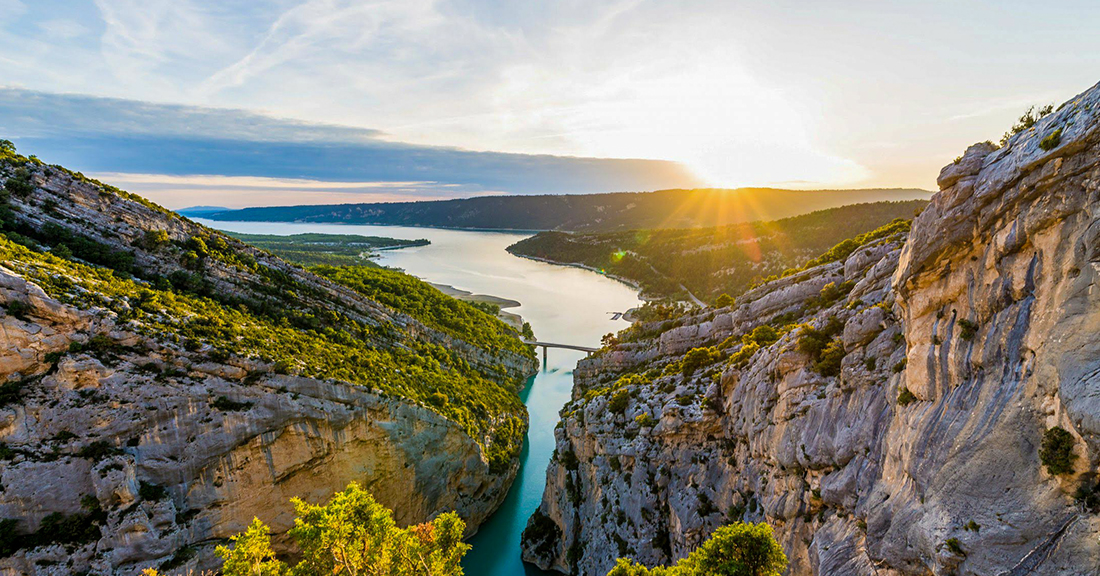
(216, 518), (287, 576)
(607, 522), (786, 576)
(218, 483), (470, 576)
(714, 293), (734, 308)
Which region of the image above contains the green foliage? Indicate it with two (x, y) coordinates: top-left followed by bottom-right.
(609, 388), (632, 414)
(217, 483), (469, 576)
(897, 387), (917, 407)
(0, 236), (527, 471)
(76, 440), (121, 461)
(1039, 128), (1063, 151)
(957, 319), (978, 340)
(139, 482), (167, 501)
(314, 265), (530, 357)
(944, 537), (965, 557)
(714, 293), (734, 308)
(0, 378), (24, 409)
(1001, 104), (1054, 146)
(4, 167), (33, 198)
(813, 340), (845, 377)
(681, 347), (721, 378)
(5, 299), (29, 320)
(216, 518), (288, 576)
(509, 202), (924, 301)
(212, 396), (253, 412)
(1039, 426), (1077, 475)
(797, 318), (845, 376)
(0, 497), (107, 558)
(226, 232), (428, 268)
(606, 522), (787, 576)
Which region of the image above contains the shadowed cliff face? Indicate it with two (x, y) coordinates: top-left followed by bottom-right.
(525, 82), (1100, 576)
(0, 161), (537, 574)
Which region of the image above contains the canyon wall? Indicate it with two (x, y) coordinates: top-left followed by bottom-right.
(525, 82), (1100, 575)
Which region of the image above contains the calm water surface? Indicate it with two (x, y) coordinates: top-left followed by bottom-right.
(196, 220), (643, 576)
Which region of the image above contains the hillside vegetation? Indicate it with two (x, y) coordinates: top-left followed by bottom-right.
(0, 141), (535, 469)
(223, 232), (429, 267)
(507, 200), (927, 301)
(199, 187), (930, 232)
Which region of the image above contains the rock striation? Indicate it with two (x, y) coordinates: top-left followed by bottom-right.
(524, 82), (1100, 575)
(0, 160), (537, 574)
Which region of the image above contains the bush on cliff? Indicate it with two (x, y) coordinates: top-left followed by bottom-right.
(210, 483), (468, 576)
(1040, 426), (1077, 475)
(606, 521), (787, 576)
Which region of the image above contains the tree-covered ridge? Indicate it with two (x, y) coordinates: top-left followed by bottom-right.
(314, 265), (531, 358)
(224, 231), (429, 267)
(0, 141), (535, 470)
(203, 187), (929, 232)
(507, 200), (926, 301)
(0, 237), (526, 471)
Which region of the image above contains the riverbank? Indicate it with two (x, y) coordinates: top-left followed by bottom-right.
(428, 281), (526, 331)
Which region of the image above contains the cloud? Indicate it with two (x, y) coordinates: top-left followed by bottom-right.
(0, 88), (701, 200)
(87, 173), (483, 209)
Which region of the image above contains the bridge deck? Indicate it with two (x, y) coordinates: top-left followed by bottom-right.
(524, 340), (599, 353)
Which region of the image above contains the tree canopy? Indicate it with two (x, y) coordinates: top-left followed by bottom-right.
(606, 522), (787, 576)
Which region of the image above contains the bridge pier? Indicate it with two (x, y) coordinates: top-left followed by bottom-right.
(542, 345), (547, 368)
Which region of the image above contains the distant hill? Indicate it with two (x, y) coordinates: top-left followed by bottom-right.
(200, 187), (932, 232)
(177, 205), (230, 217)
(507, 200), (929, 301)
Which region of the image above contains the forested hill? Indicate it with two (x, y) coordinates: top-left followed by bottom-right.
(507, 200), (928, 302)
(194, 187), (931, 232)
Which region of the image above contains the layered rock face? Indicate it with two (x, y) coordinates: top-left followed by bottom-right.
(0, 164), (537, 574)
(524, 82), (1100, 576)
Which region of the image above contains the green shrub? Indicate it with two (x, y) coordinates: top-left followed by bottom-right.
(957, 319), (978, 340)
(714, 293), (734, 308)
(5, 299), (29, 320)
(897, 387), (917, 406)
(139, 481), (167, 501)
(1039, 426), (1076, 475)
(609, 388), (631, 414)
(212, 396), (253, 412)
(944, 537), (965, 557)
(607, 521), (787, 576)
(77, 440), (120, 461)
(681, 347), (721, 378)
(813, 340), (845, 377)
(1039, 128), (1063, 151)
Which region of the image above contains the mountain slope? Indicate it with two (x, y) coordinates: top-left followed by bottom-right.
(524, 81), (1100, 575)
(199, 187), (931, 232)
(0, 144), (537, 574)
(507, 200), (927, 301)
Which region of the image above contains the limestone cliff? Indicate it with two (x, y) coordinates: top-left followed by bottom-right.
(524, 82), (1100, 575)
(0, 157), (537, 574)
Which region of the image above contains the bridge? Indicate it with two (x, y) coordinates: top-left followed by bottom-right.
(523, 340), (599, 365)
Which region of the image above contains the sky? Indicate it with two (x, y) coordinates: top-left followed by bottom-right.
(0, 0), (1098, 208)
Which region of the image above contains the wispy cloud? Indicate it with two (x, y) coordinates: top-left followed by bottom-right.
(88, 172), (480, 208)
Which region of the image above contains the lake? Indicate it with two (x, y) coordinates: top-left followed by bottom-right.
(195, 219), (643, 576)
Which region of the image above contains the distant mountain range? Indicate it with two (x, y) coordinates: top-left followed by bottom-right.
(185, 187), (932, 232)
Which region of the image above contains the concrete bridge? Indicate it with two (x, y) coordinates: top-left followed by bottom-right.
(523, 340), (599, 365)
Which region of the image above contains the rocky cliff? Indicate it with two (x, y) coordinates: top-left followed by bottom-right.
(523, 82), (1100, 576)
(0, 154), (537, 575)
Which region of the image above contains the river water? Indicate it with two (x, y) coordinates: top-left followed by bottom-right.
(195, 220), (642, 576)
